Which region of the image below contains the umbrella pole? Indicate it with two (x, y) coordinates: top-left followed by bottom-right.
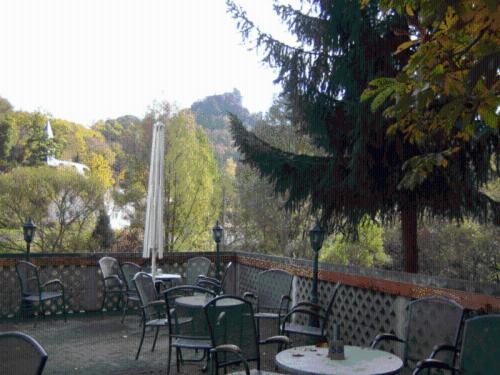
(151, 248), (156, 284)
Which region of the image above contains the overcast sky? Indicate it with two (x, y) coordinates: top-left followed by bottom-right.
(0, 0), (295, 126)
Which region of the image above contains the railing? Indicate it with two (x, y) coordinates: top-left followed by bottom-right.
(1, 251), (498, 357)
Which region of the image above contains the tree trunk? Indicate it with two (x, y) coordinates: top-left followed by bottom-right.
(401, 196), (418, 273)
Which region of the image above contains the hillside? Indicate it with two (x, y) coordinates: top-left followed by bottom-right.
(190, 88), (258, 164)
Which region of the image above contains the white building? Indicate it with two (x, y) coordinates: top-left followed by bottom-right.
(44, 120), (90, 175)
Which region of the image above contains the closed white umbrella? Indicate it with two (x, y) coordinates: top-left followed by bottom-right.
(143, 121), (165, 282)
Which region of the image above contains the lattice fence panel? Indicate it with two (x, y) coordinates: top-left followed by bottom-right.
(0, 255), (232, 319)
(0, 266), (20, 318)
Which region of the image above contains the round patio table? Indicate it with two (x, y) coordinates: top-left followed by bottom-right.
(275, 345), (403, 375)
(147, 272), (182, 282)
(175, 295), (243, 308)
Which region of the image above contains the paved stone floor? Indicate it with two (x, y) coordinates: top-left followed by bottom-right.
(0, 314), (282, 375)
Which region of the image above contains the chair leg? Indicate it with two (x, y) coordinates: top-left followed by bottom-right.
(101, 291), (107, 317)
(33, 301), (40, 328)
(40, 301), (46, 320)
(151, 326), (160, 352)
(121, 295), (128, 324)
(135, 322), (146, 360)
(167, 337), (172, 375)
(176, 348), (181, 372)
(61, 293), (67, 322)
(117, 293), (124, 313)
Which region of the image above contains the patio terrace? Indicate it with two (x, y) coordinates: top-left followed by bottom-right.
(1, 251), (499, 374)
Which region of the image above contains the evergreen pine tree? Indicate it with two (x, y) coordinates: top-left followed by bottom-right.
(226, 0), (498, 272)
(92, 209), (115, 251)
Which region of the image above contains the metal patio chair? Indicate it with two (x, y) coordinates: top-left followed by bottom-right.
(281, 282), (341, 343)
(15, 261), (67, 323)
(0, 331), (48, 375)
(132, 272), (170, 360)
(204, 295), (290, 375)
(243, 269), (293, 332)
(164, 285), (216, 375)
(196, 261), (234, 294)
(371, 296), (464, 373)
(185, 256), (212, 285)
(413, 314), (500, 374)
(120, 261), (142, 323)
(98, 256), (127, 315)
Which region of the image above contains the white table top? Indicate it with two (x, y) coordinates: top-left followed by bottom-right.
(275, 345), (403, 375)
(175, 295), (243, 308)
(147, 272), (181, 280)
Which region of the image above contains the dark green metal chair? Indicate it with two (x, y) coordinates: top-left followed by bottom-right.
(0, 331), (48, 375)
(371, 296), (464, 373)
(204, 295), (290, 375)
(196, 261), (234, 294)
(281, 282), (341, 343)
(98, 256), (128, 315)
(243, 269), (293, 333)
(185, 256), (212, 285)
(120, 261), (142, 323)
(15, 261), (67, 323)
(132, 272), (170, 360)
(164, 285), (216, 375)
(413, 314), (500, 375)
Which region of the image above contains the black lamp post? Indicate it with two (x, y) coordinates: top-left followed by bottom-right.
(23, 217), (36, 262)
(309, 220), (325, 326)
(212, 221), (224, 280)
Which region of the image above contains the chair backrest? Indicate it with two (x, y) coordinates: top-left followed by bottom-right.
(405, 296), (464, 365)
(0, 331), (48, 375)
(204, 295), (260, 369)
(98, 257), (123, 289)
(121, 262), (141, 292)
(460, 314), (500, 373)
(257, 269), (293, 312)
(164, 285), (215, 339)
(16, 261), (41, 297)
(220, 261), (234, 293)
(321, 282), (341, 331)
(133, 272), (160, 321)
(185, 256), (211, 285)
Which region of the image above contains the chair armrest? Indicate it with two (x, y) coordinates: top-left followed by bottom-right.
(430, 344), (459, 359)
(412, 359), (457, 375)
(370, 333), (405, 348)
(104, 275), (123, 286)
(291, 301), (322, 311)
(281, 309), (326, 335)
(211, 344), (241, 354)
(210, 345), (250, 375)
(282, 308), (324, 322)
(197, 275), (221, 285)
(243, 292), (256, 300)
(260, 335), (291, 346)
(42, 279), (64, 292)
(143, 300), (165, 309)
(196, 279), (221, 291)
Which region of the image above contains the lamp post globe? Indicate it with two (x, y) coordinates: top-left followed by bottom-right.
(23, 217), (37, 262)
(212, 221), (224, 279)
(309, 220), (325, 326)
